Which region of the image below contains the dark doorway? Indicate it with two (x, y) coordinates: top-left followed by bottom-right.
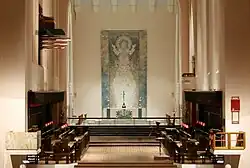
(184, 91), (223, 131)
(28, 91), (65, 130)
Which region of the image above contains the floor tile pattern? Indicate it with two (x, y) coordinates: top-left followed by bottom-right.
(82, 146), (158, 162)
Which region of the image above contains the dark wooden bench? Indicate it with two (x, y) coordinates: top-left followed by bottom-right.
(44, 137), (76, 164)
(74, 131), (89, 160)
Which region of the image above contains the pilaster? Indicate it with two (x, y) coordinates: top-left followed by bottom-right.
(41, 0), (54, 91)
(208, 0), (224, 90)
(196, 0), (209, 91)
(179, 0), (190, 73)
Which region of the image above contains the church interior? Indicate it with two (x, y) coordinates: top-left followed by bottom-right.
(1, 0), (250, 168)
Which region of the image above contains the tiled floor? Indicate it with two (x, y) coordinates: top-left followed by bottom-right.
(82, 146), (159, 162)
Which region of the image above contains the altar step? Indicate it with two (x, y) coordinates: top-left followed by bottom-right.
(75, 161), (177, 168)
(89, 136), (158, 146)
(89, 142), (159, 147)
(89, 126), (162, 136)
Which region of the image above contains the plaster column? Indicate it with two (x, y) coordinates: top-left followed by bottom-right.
(179, 0), (190, 73)
(208, 0), (224, 90)
(53, 0), (60, 91)
(191, 0), (197, 75)
(58, 0), (69, 91)
(174, 0), (182, 120)
(196, 0), (209, 91)
(67, 1), (75, 117)
(41, 0), (54, 91)
(189, 0), (195, 73)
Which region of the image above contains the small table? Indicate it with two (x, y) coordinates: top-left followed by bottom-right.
(155, 137), (165, 155)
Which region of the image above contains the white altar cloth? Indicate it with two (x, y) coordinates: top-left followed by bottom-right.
(103, 108), (146, 118)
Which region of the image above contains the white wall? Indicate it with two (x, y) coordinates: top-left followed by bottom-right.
(0, 1), (29, 167)
(73, 2), (177, 117)
(0, 0), (68, 167)
(223, 0), (250, 167)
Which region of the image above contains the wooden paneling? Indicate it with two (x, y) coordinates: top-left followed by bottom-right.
(184, 91), (222, 106)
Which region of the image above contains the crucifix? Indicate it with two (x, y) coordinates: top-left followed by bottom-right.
(122, 91), (126, 108)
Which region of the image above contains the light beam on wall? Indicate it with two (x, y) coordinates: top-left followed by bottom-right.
(167, 0), (175, 13)
(111, 0), (118, 13)
(92, 0), (100, 13)
(73, 0), (81, 12)
(189, 1), (195, 73)
(130, 0), (137, 13)
(148, 0), (156, 13)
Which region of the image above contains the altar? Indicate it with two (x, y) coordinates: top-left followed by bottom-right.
(103, 108), (146, 118)
(103, 90), (146, 118)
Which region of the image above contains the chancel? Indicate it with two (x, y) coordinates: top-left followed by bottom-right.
(1, 0), (249, 168)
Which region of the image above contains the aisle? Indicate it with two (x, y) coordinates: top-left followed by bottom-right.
(81, 146), (159, 162)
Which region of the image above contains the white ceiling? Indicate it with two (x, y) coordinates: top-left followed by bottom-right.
(77, 0), (173, 5)
(74, 0), (177, 13)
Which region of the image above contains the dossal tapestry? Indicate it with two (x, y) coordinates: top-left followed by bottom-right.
(101, 30), (147, 117)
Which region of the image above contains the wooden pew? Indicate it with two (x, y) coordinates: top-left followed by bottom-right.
(42, 124), (76, 164)
(45, 138), (75, 164)
(74, 131), (89, 160)
(57, 125), (90, 161)
(165, 128), (180, 141)
(192, 128), (210, 151)
(161, 131), (182, 162)
(162, 126), (222, 164)
(40, 121), (56, 158)
(179, 129), (191, 139)
(162, 128), (197, 163)
(40, 121), (89, 164)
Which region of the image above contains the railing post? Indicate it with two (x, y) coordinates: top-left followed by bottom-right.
(228, 133), (231, 149)
(243, 132), (246, 149)
(173, 113), (176, 125)
(213, 133), (216, 149)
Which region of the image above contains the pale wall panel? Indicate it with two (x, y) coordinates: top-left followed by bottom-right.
(224, 0), (250, 167)
(73, 4), (176, 117)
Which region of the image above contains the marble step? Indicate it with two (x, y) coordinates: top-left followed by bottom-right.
(76, 162), (176, 167)
(89, 142), (158, 146)
(75, 165), (177, 167)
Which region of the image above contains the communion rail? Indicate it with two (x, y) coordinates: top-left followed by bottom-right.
(67, 117), (182, 136)
(67, 117), (182, 126)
